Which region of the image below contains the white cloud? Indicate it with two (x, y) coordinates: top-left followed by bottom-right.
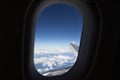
(34, 48), (71, 54)
(34, 52), (77, 74)
(34, 55), (74, 64)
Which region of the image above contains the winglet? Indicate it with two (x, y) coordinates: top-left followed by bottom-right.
(70, 42), (79, 57)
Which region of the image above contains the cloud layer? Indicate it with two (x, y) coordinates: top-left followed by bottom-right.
(34, 48), (71, 54)
(34, 52), (76, 74)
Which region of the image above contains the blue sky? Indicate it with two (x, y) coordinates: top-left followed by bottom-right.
(34, 3), (83, 53)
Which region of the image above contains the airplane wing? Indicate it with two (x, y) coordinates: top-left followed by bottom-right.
(42, 66), (72, 76)
(70, 42), (79, 58)
(41, 43), (79, 76)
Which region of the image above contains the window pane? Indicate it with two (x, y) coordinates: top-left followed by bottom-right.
(34, 3), (83, 76)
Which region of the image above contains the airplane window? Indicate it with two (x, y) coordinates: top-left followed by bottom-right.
(34, 3), (83, 76)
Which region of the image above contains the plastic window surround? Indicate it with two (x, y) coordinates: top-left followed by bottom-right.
(23, 0), (100, 80)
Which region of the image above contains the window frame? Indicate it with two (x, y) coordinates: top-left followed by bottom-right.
(23, 0), (100, 80)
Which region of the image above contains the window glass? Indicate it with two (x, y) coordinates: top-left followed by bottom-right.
(34, 3), (83, 76)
